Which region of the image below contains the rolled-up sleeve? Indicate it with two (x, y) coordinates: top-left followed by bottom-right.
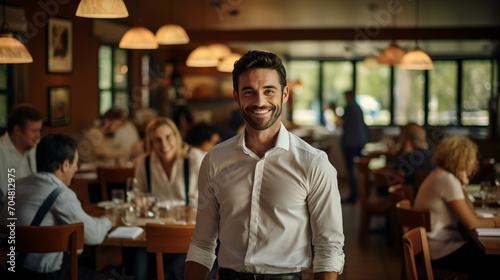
(307, 153), (345, 273)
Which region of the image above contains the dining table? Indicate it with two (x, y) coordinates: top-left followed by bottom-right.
(464, 184), (500, 255)
(86, 203), (195, 271)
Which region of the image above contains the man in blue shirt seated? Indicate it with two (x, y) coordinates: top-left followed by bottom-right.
(0, 134), (113, 280)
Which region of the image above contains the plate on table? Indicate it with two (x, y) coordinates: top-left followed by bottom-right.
(97, 201), (114, 209)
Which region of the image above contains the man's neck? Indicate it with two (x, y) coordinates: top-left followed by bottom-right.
(244, 124), (281, 158)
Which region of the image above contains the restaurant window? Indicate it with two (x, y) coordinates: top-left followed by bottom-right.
(355, 61), (391, 125)
(394, 68), (425, 125)
(98, 45), (130, 115)
(322, 61), (353, 126)
(288, 60), (320, 126)
(428, 61), (458, 126)
(461, 60), (491, 126)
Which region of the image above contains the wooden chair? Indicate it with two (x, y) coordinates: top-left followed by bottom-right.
(145, 223), (195, 280)
(96, 166), (135, 201)
(355, 156), (403, 241)
(0, 223), (84, 280)
(403, 226), (434, 280)
(396, 200), (468, 280)
(388, 184), (415, 246)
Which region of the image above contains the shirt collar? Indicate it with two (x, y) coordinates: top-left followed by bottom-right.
(237, 122), (290, 152)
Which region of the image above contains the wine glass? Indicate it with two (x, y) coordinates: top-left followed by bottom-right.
(126, 177), (138, 204)
(111, 189), (125, 206)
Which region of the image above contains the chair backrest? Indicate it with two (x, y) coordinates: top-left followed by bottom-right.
(396, 199), (431, 234)
(389, 184), (415, 207)
(96, 166), (135, 201)
(0, 223), (84, 280)
(403, 226), (434, 280)
(145, 223), (195, 280)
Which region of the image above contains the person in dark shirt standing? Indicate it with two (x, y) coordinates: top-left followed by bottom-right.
(336, 90), (369, 203)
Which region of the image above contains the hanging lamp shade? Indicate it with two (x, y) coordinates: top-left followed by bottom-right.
(119, 24), (158, 49)
(186, 46), (219, 67)
(76, 0), (128, 18)
(363, 55), (379, 68)
(155, 24), (189, 45)
(378, 40), (405, 65)
(208, 43), (232, 60)
(186, 43), (232, 67)
(399, 47), (434, 70)
(217, 53), (241, 72)
(0, 23), (33, 64)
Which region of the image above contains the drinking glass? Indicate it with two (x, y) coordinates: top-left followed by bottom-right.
(494, 163), (500, 187)
(121, 204), (138, 226)
(111, 189), (125, 206)
(479, 181), (491, 209)
(126, 177), (138, 204)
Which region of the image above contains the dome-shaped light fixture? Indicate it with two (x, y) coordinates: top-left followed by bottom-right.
(363, 54), (380, 68)
(76, 0), (128, 18)
(186, 43), (232, 67)
(208, 43), (231, 60)
(155, 24), (189, 45)
(399, 0), (433, 70)
(378, 40), (405, 65)
(119, 23), (158, 49)
(217, 53), (241, 72)
(0, 5), (32, 64)
(186, 46), (219, 67)
(399, 47), (434, 70)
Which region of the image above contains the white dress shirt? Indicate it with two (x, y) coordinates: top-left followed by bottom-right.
(0, 133), (37, 209)
(134, 148), (207, 204)
(0, 172), (112, 273)
(186, 123), (345, 274)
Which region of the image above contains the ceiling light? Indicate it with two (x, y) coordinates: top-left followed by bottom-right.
(155, 24), (189, 45)
(119, 23), (158, 49)
(76, 0), (128, 18)
(378, 40), (405, 65)
(363, 55), (380, 68)
(399, 0), (433, 70)
(186, 43), (232, 68)
(0, 5), (32, 64)
(399, 47), (434, 70)
(217, 53), (241, 72)
(208, 43), (232, 60)
(186, 46), (219, 67)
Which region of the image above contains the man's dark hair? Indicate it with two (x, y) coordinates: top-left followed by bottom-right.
(232, 50), (287, 93)
(185, 122), (219, 146)
(36, 134), (77, 173)
(7, 103), (43, 133)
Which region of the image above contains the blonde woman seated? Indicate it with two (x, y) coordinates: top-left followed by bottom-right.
(129, 117), (206, 280)
(134, 117), (206, 206)
(414, 135), (500, 279)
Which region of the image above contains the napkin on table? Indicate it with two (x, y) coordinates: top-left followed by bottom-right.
(108, 226), (144, 239)
(475, 228), (500, 237)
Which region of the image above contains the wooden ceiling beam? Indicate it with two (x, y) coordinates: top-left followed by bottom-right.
(186, 27), (500, 42)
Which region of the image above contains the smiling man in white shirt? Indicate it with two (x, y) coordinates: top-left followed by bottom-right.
(185, 50), (345, 280)
(0, 103), (43, 210)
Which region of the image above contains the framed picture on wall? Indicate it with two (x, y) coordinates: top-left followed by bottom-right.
(47, 17), (72, 73)
(49, 87), (71, 126)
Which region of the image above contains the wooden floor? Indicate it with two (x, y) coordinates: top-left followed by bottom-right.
(338, 203), (402, 280)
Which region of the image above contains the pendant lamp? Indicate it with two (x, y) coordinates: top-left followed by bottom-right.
(186, 43), (232, 67)
(0, 4), (32, 64)
(378, 40), (405, 65)
(399, 0), (433, 70)
(76, 0), (128, 18)
(217, 53), (242, 72)
(119, 23), (158, 49)
(156, 24), (189, 45)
